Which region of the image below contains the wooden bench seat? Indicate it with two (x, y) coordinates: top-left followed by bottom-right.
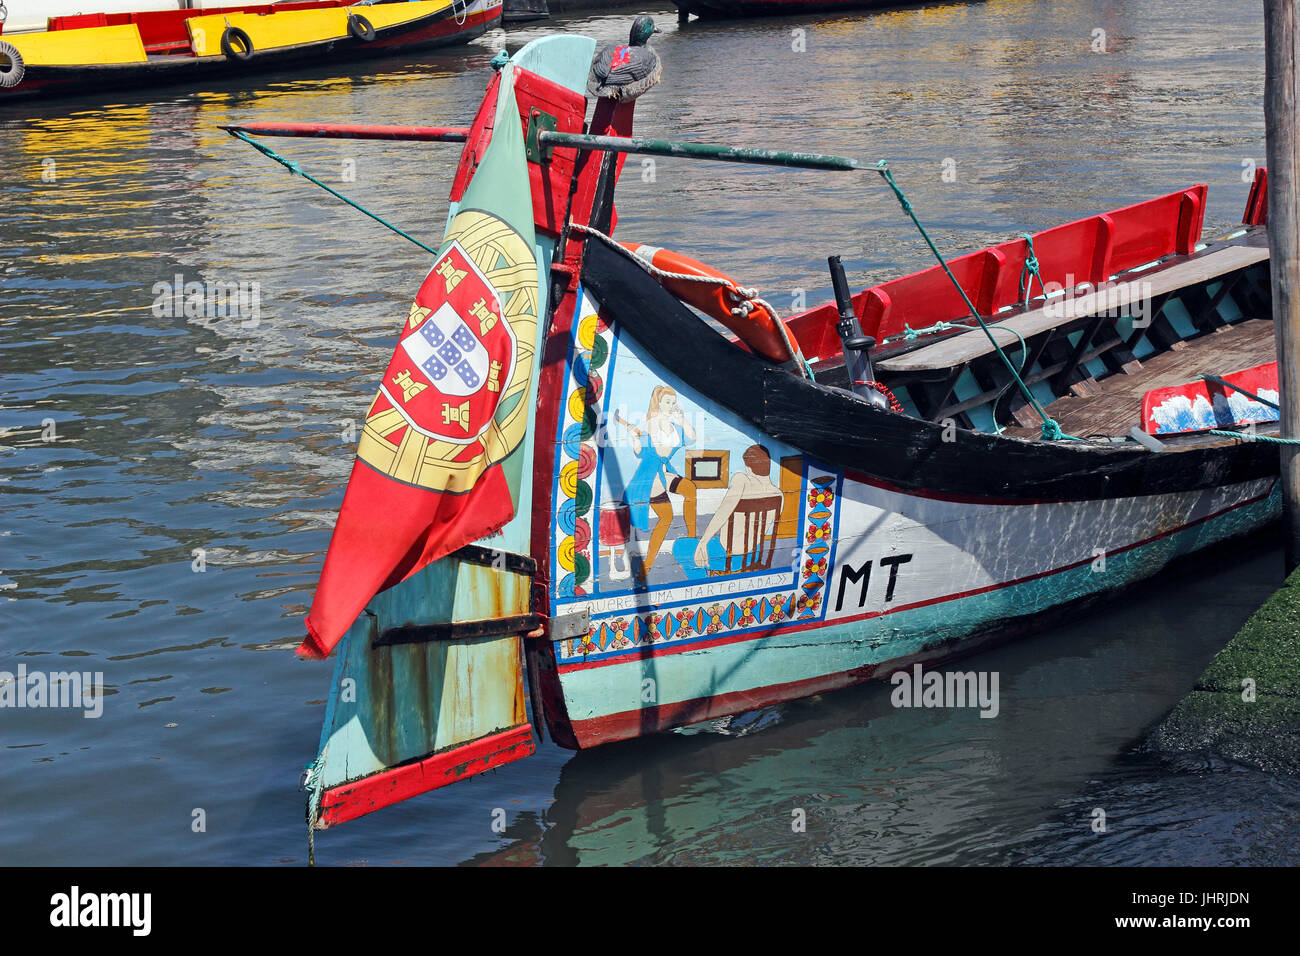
(876, 243), (1270, 374)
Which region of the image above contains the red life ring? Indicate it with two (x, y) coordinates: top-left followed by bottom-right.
(619, 242), (800, 364)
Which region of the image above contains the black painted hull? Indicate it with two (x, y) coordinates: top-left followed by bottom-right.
(578, 236), (1279, 503)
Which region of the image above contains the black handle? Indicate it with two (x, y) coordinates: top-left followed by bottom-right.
(828, 256), (888, 409)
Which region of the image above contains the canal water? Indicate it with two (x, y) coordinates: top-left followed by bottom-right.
(3, 0), (1297, 865)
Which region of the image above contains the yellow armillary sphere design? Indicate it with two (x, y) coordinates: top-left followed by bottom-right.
(357, 209), (538, 492)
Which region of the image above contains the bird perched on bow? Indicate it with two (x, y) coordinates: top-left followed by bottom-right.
(587, 16), (662, 102)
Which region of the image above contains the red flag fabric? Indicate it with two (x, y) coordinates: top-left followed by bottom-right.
(301, 210), (539, 658)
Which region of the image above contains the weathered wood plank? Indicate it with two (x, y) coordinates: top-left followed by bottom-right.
(1000, 319), (1277, 439)
(878, 244), (1270, 373)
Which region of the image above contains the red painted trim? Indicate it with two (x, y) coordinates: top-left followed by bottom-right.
(566, 613), (1043, 747)
(526, 101), (639, 746)
(448, 69), (502, 203)
(317, 724), (535, 828)
(573, 664), (877, 746)
(527, 100), (638, 599)
(512, 68), (589, 236)
(784, 185), (1210, 363)
(232, 122), (470, 142)
(1243, 167), (1269, 226)
(555, 483), (1274, 675)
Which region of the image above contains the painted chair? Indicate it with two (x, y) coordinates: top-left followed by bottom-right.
(714, 494), (783, 574)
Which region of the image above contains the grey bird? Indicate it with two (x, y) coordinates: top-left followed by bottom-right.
(587, 16), (662, 102)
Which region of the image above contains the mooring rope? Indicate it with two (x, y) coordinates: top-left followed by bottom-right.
(227, 128), (440, 256)
(1209, 429), (1300, 445)
(300, 757), (323, 866)
(569, 222), (815, 380)
(1018, 232), (1044, 307)
(874, 160), (1077, 442)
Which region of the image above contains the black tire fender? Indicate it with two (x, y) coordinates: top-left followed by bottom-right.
(220, 26), (254, 62)
(0, 41), (24, 90)
(347, 14), (375, 42)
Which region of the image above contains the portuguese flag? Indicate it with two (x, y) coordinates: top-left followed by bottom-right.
(300, 75), (540, 659)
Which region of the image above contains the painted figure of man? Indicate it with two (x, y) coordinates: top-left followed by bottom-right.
(673, 444), (783, 577)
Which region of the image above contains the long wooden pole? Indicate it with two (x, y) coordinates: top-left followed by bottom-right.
(1265, 0), (1300, 574)
(539, 131), (866, 171)
(222, 123), (866, 173)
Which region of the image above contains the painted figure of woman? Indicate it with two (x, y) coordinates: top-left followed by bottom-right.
(618, 385), (698, 578)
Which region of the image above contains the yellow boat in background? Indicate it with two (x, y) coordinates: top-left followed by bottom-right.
(0, 0), (503, 100)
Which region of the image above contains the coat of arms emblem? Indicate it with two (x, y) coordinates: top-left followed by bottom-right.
(357, 209), (538, 491)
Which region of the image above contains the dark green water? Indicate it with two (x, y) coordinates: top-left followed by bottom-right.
(2, 0), (1297, 865)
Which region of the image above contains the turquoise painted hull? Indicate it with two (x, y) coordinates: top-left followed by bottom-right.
(553, 491), (1279, 742)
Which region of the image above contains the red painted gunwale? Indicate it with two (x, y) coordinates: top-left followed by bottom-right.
(784, 185), (1208, 367)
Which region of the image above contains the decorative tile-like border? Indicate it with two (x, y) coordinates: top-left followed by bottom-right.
(554, 291), (613, 599)
(795, 471), (837, 620)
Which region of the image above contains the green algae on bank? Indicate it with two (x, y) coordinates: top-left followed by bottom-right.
(1150, 567), (1300, 774)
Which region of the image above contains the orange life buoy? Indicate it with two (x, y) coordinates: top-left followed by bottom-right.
(619, 242), (800, 365)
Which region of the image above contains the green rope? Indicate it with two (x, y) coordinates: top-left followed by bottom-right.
(1209, 429), (1300, 445)
(1202, 374), (1279, 411)
(874, 161), (1076, 441)
(1018, 232), (1043, 307)
(227, 128), (440, 257)
(895, 321), (1029, 370)
(900, 320), (962, 340)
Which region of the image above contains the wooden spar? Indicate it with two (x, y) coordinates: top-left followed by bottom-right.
(1264, 0), (1300, 574)
(222, 122), (865, 172)
(537, 131), (866, 172)
(220, 122), (470, 142)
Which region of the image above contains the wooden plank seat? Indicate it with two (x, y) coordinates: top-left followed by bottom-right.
(876, 243), (1270, 375)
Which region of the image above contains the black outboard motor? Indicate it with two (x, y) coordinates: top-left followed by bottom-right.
(829, 256), (890, 410)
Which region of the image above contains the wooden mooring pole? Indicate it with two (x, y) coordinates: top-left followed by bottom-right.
(1264, 0), (1300, 574)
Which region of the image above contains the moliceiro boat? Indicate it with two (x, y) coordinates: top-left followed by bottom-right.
(0, 0), (501, 99)
(226, 30), (1280, 831)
